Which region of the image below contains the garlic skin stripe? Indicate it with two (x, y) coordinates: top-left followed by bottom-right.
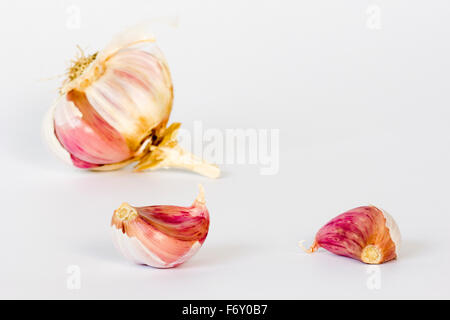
(300, 206), (401, 264)
(111, 185), (210, 268)
(43, 26), (220, 178)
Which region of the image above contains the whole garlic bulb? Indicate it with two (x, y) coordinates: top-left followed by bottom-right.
(111, 185), (210, 268)
(44, 26), (220, 178)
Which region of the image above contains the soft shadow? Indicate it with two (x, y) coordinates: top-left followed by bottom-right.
(77, 240), (124, 264)
(398, 239), (429, 261)
(74, 241), (255, 268)
(147, 167), (231, 179)
(182, 243), (257, 269)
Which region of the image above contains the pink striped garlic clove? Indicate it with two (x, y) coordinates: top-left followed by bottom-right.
(301, 206), (401, 264)
(53, 90), (133, 166)
(111, 186), (210, 268)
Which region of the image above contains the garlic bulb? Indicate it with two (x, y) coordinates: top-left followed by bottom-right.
(300, 206), (401, 264)
(111, 185), (210, 268)
(44, 26), (220, 178)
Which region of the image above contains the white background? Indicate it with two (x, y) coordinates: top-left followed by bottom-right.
(1, 0), (449, 299)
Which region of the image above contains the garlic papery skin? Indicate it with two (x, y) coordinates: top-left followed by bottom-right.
(111, 186), (210, 268)
(44, 26), (220, 177)
(300, 206), (401, 264)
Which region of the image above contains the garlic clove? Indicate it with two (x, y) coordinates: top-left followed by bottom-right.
(301, 206), (401, 264)
(83, 46), (173, 150)
(111, 185), (209, 268)
(53, 90), (133, 165)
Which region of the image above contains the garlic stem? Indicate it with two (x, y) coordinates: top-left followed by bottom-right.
(134, 123), (220, 178)
(136, 145), (220, 178)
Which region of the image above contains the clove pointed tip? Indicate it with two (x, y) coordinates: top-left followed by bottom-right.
(299, 240), (319, 254)
(195, 184), (206, 205)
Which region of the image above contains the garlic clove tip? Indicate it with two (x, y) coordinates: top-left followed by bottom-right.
(195, 184), (206, 205)
(298, 240), (319, 254)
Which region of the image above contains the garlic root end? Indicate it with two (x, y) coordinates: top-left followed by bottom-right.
(361, 245), (383, 264)
(114, 203), (138, 222)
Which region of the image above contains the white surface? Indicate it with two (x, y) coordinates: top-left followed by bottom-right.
(1, 0), (450, 299)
